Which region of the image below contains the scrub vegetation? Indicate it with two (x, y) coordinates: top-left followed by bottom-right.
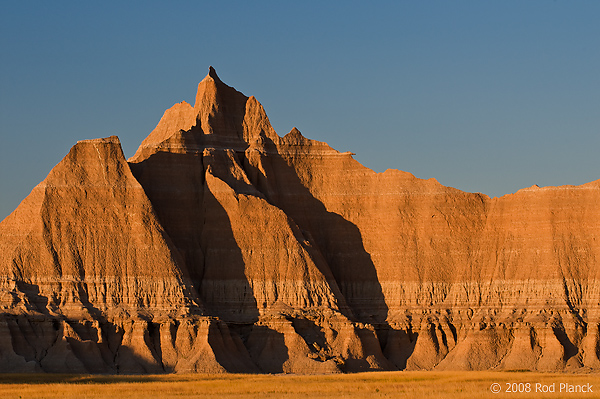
(1, 371), (599, 398)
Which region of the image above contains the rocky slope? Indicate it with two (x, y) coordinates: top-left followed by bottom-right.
(1, 67), (599, 373)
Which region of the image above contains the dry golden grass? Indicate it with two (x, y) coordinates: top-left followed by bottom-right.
(0, 371), (599, 398)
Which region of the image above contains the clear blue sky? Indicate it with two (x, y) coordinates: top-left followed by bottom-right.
(2, 1), (599, 221)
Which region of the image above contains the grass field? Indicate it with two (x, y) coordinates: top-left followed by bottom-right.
(0, 371), (599, 398)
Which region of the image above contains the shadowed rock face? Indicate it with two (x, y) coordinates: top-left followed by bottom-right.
(2, 68), (600, 373)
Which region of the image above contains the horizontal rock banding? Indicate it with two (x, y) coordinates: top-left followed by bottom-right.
(1, 68), (599, 373)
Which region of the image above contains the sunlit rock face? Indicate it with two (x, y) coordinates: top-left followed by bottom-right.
(1, 67), (600, 373)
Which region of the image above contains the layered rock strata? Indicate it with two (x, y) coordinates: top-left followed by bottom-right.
(1, 67), (599, 373)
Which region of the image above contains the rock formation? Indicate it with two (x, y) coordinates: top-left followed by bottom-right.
(1, 67), (600, 373)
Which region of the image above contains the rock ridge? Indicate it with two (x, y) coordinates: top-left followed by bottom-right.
(1, 67), (600, 373)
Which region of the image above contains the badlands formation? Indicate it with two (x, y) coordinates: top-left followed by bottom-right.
(1, 67), (600, 374)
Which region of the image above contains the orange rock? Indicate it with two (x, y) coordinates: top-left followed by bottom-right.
(1, 67), (599, 373)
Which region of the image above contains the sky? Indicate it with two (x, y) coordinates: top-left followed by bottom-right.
(1, 1), (599, 221)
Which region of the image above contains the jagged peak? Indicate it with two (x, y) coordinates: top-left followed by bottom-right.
(197, 66), (223, 92)
(208, 66), (221, 82)
(131, 67), (279, 162)
(194, 66), (244, 110)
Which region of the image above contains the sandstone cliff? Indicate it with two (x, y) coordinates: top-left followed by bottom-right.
(1, 67), (599, 373)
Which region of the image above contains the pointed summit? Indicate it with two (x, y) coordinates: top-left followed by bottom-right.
(194, 67), (277, 142)
(194, 66), (226, 109)
(194, 66), (245, 114)
(130, 67), (279, 163)
(208, 66), (220, 81)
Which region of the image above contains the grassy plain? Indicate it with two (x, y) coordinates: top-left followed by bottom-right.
(0, 371), (599, 398)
